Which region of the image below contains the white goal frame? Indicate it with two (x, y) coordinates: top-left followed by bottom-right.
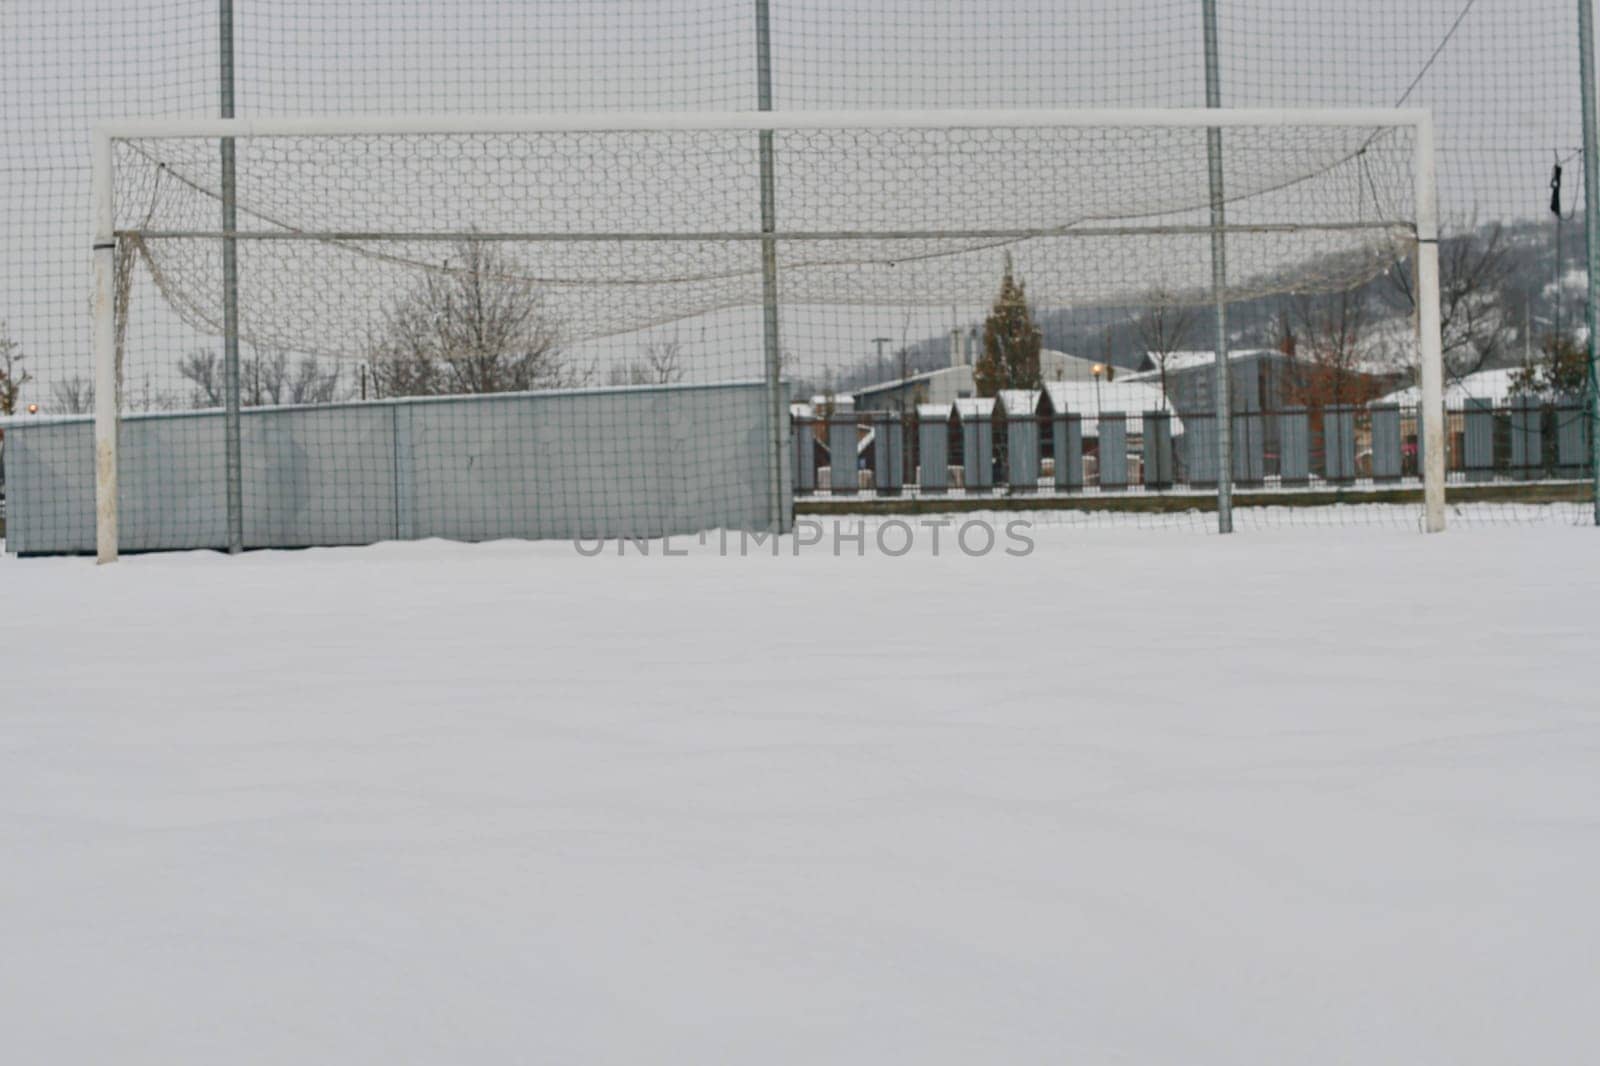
(90, 107), (1447, 562)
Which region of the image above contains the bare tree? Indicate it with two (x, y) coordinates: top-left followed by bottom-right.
(366, 240), (581, 397)
(242, 349), (289, 407)
(182, 347), (343, 408)
(0, 322), (29, 415)
(607, 338), (686, 386)
(285, 354), (343, 405)
(51, 376), (95, 414)
(240, 350), (343, 406)
(1283, 288), (1388, 409)
(1132, 290), (1196, 407)
(1385, 220), (1515, 383)
(177, 349), (224, 407)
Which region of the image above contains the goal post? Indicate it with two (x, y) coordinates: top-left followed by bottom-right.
(90, 107), (1447, 562)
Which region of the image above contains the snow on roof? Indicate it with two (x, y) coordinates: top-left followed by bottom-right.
(1129, 343), (1404, 382)
(917, 403), (952, 420)
(1043, 378), (1181, 437)
(1382, 368), (1530, 407)
(1129, 348), (1282, 374)
(808, 394), (854, 412)
(789, 402), (815, 420)
(996, 388), (1043, 416)
(854, 364), (968, 397)
(953, 396), (997, 420)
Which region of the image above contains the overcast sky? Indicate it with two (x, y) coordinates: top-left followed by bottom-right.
(2, 0), (1595, 402)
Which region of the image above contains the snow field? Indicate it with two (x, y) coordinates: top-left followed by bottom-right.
(2, 524), (1597, 1063)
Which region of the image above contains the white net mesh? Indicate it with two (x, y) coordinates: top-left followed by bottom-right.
(113, 119), (1419, 360)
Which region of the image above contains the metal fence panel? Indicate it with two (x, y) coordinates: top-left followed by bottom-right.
(1509, 395), (1541, 478)
(1324, 405), (1356, 482)
(4, 383), (772, 554)
(1280, 407), (1309, 483)
(1008, 415), (1039, 491)
(1144, 411), (1173, 488)
(1555, 398), (1591, 472)
(792, 417), (816, 493)
(827, 414), (858, 494)
(1371, 404), (1402, 481)
(1182, 414), (1219, 486)
(873, 414), (904, 494)
(963, 416), (993, 492)
(1052, 413), (1083, 491)
(1099, 414), (1128, 490)
(1233, 405), (1265, 485)
(918, 415), (949, 492)
(1463, 399), (1495, 480)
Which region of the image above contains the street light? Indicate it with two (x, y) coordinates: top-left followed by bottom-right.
(1091, 363), (1105, 417)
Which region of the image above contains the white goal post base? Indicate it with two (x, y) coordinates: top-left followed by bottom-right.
(89, 107), (1448, 562)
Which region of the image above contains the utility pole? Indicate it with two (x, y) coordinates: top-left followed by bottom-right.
(872, 336), (892, 382)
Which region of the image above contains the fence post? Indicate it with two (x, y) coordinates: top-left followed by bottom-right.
(1143, 410), (1173, 488)
(1052, 411), (1083, 491)
(219, 0), (243, 554)
(1099, 413), (1129, 490)
(917, 405), (950, 492)
(1203, 0), (1233, 532)
(792, 412), (816, 494)
(1578, 0), (1600, 523)
(754, 0), (788, 533)
(1007, 405), (1040, 492)
(873, 412), (904, 495)
(1325, 405), (1356, 482)
(827, 412), (857, 494)
(962, 402), (994, 493)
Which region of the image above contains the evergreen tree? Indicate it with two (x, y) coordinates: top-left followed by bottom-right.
(975, 255), (1042, 397)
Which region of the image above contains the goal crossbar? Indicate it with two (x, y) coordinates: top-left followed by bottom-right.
(91, 106), (1434, 140)
(122, 222), (1413, 243)
(90, 106), (1448, 563)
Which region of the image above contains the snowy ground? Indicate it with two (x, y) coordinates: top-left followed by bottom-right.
(2, 523), (1597, 1064)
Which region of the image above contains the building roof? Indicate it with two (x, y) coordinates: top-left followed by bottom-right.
(916, 403), (952, 421)
(1381, 368), (1531, 407)
(996, 388), (1045, 416)
(952, 396), (997, 420)
(1126, 348), (1284, 377)
(1043, 379), (1181, 436)
(853, 364), (968, 400)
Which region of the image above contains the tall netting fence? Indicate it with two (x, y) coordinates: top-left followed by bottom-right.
(0, 1), (1594, 550)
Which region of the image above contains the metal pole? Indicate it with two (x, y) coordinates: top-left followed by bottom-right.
(220, 0), (243, 553)
(1415, 114), (1448, 533)
(1579, 0), (1600, 524)
(1203, 0), (1233, 533)
(755, 0), (788, 534)
(92, 130), (118, 564)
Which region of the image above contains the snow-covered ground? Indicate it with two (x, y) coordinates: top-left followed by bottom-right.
(3, 525), (1597, 1064)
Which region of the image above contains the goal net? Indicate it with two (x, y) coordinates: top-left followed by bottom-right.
(74, 109), (1443, 560)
